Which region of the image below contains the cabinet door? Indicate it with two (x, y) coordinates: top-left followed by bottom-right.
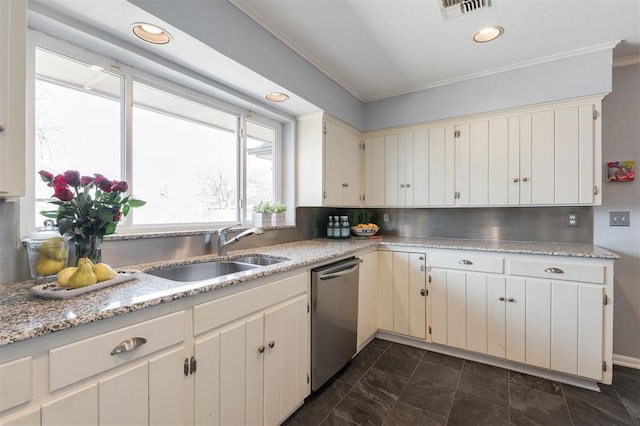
(505, 278), (526, 363)
(531, 110), (555, 204)
(194, 332), (221, 426)
(408, 253), (426, 339)
(525, 279), (551, 369)
(41, 384), (97, 426)
(99, 362), (148, 426)
(384, 134), (400, 206)
(454, 123), (470, 206)
(412, 130), (429, 206)
(324, 119), (361, 206)
(427, 125), (455, 206)
(246, 315), (265, 426)
(399, 132), (414, 206)
(393, 252), (410, 335)
(466, 274), (487, 353)
(508, 116), (521, 205)
(378, 251), (394, 332)
(358, 252), (379, 350)
(149, 346), (185, 426)
(577, 284), (604, 380)
(272, 295), (308, 424)
(219, 322), (247, 425)
(1, 408), (41, 426)
(488, 118), (509, 205)
(468, 120), (489, 205)
(430, 269), (448, 345)
(264, 307), (281, 426)
(487, 276), (506, 358)
(0, 0), (26, 196)
(364, 136), (385, 206)
(519, 114), (533, 205)
(446, 271), (467, 349)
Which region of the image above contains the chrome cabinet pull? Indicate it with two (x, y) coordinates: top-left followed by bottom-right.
(513, 177), (519, 183)
(544, 267), (564, 274)
(342, 183), (349, 187)
(459, 259), (473, 265)
(420, 288), (427, 297)
(258, 345), (265, 353)
(110, 337), (147, 355)
(268, 340), (275, 348)
(499, 296), (505, 301)
(400, 184), (405, 188)
(508, 297), (515, 302)
(522, 177), (529, 182)
(406, 183), (411, 188)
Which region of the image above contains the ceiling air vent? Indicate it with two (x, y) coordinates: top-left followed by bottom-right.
(440, 0), (489, 20)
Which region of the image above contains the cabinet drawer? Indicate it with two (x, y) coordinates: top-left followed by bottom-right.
(49, 311), (185, 391)
(430, 253), (504, 274)
(0, 356), (32, 412)
(194, 272), (307, 335)
(508, 259), (605, 284)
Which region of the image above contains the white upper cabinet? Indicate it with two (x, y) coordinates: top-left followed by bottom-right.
(297, 113), (363, 207)
(0, 0), (26, 197)
(365, 125), (454, 207)
(363, 96), (603, 208)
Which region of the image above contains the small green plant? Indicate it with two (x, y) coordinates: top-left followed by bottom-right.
(272, 202), (287, 213)
(252, 201), (275, 214)
(348, 209), (375, 225)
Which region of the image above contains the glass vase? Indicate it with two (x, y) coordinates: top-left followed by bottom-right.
(73, 235), (102, 266)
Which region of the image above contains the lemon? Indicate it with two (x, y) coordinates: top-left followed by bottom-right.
(35, 258), (66, 276)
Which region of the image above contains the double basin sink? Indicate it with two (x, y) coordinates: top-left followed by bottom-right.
(146, 255), (288, 282)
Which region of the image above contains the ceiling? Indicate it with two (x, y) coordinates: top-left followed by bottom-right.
(28, 0), (640, 115)
(231, 0), (640, 102)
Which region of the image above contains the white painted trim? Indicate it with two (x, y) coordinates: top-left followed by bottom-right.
(613, 354), (640, 369)
(375, 331), (601, 391)
(613, 55), (640, 67)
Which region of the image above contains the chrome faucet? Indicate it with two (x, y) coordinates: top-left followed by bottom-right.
(217, 224), (264, 256)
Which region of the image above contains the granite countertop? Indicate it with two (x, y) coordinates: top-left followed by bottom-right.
(0, 237), (618, 347)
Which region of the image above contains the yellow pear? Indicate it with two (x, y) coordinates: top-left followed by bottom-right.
(35, 257), (66, 276)
(56, 267), (78, 287)
(93, 263), (118, 283)
(69, 258), (97, 288)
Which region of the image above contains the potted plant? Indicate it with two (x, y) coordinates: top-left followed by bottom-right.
(271, 202), (287, 226)
(252, 201), (274, 227)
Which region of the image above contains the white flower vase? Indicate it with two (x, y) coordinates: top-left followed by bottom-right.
(252, 213), (271, 227)
(271, 212), (286, 226)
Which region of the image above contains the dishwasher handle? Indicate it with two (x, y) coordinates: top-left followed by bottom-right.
(318, 260), (360, 280)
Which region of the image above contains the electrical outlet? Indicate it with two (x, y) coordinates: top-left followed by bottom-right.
(567, 213), (578, 227)
(609, 211), (630, 226)
(383, 213), (390, 223)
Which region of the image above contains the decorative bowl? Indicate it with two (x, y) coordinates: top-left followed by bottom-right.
(351, 225), (379, 237)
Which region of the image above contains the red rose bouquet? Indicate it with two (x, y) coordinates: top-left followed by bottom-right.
(38, 170), (145, 263)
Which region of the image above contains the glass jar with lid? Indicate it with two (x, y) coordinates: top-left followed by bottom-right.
(23, 220), (70, 279)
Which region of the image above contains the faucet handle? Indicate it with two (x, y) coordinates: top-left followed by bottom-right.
(218, 223), (241, 234)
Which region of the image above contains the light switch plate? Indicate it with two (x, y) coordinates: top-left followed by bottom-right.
(609, 211), (630, 226)
(383, 213), (390, 223)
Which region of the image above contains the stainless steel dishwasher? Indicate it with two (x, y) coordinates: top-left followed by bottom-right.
(311, 256), (359, 391)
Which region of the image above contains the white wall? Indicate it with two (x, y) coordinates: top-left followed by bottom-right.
(595, 63), (640, 361)
(363, 50), (613, 131)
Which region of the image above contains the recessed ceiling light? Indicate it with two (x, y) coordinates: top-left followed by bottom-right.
(131, 22), (172, 45)
(265, 92), (289, 102)
(473, 26), (504, 43)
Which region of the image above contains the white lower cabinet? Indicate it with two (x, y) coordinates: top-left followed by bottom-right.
(357, 252), (379, 350)
(193, 273), (309, 426)
(378, 250), (427, 340)
(428, 250), (612, 383)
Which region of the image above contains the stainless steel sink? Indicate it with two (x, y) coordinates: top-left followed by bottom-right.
(146, 261), (259, 282)
(230, 255), (288, 266)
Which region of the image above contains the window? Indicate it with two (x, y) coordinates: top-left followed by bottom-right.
(31, 39), (283, 231)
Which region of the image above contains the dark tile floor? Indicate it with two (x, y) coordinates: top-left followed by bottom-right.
(285, 339), (640, 426)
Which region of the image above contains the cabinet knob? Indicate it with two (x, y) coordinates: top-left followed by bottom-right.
(268, 340), (275, 348)
(499, 296), (505, 302)
(0, 123), (5, 132)
(400, 184), (405, 188)
(522, 177), (529, 182)
(420, 288), (428, 297)
(342, 183), (349, 187)
(406, 183), (411, 188)
(258, 345), (265, 353)
(508, 297), (515, 303)
(512, 177), (519, 183)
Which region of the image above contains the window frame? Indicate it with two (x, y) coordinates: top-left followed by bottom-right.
(22, 30), (284, 237)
